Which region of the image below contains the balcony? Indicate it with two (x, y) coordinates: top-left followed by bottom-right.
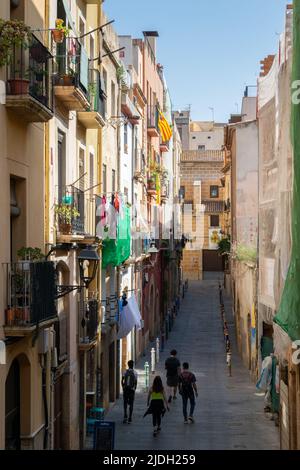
(55, 186), (96, 244)
(147, 178), (157, 197)
(3, 261), (57, 337)
(77, 69), (106, 128)
(121, 93), (140, 125)
(161, 184), (169, 203)
(5, 34), (53, 122)
(78, 298), (99, 351)
(53, 38), (90, 111)
(147, 105), (160, 137)
(224, 199), (231, 212)
(160, 141), (170, 153)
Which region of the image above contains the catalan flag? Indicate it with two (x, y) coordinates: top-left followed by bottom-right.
(158, 111), (173, 142)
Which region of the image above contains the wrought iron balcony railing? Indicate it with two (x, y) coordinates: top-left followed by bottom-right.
(53, 37), (88, 97)
(78, 298), (99, 345)
(4, 261), (57, 329)
(88, 68), (106, 118)
(6, 34), (53, 117)
(147, 105), (159, 133)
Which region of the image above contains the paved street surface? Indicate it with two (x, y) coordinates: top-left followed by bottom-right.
(95, 279), (279, 450)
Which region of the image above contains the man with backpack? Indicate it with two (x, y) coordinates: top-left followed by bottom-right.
(178, 362), (198, 424)
(122, 360), (138, 424)
(165, 349), (181, 403)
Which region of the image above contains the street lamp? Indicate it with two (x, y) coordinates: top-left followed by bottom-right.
(78, 245), (101, 288)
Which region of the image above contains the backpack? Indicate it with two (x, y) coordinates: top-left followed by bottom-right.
(180, 372), (194, 396)
(124, 369), (136, 391)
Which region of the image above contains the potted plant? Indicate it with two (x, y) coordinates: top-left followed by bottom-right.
(62, 67), (75, 86)
(17, 246), (45, 270)
(147, 176), (156, 191)
(7, 59), (33, 95)
(52, 19), (70, 44)
(0, 19), (31, 67)
(55, 203), (80, 235)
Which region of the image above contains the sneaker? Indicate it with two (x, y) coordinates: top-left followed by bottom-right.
(157, 427), (161, 432)
(188, 416), (194, 423)
(184, 419), (189, 424)
(128, 418), (132, 424)
(168, 396), (172, 404)
(153, 429), (158, 437)
(123, 418), (128, 424)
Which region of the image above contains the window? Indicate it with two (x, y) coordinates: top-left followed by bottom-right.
(102, 164), (107, 194)
(124, 123), (128, 150)
(198, 145), (205, 151)
(210, 215), (220, 227)
(112, 169), (116, 193)
(89, 153), (94, 193)
(89, 34), (95, 61)
(102, 68), (107, 93)
(111, 81), (115, 117)
(210, 186), (219, 198)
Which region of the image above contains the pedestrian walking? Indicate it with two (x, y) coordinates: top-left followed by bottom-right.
(121, 360), (138, 424)
(144, 376), (169, 437)
(178, 362), (198, 424)
(165, 349), (181, 403)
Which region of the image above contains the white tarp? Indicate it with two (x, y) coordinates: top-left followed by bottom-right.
(117, 295), (142, 339)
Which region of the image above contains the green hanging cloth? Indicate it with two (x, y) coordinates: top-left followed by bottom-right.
(102, 207), (131, 269)
(274, 1), (300, 341)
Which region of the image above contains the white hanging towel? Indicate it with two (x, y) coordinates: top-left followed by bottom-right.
(117, 295), (142, 339)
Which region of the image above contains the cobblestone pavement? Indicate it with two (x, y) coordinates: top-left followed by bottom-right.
(89, 279), (280, 450)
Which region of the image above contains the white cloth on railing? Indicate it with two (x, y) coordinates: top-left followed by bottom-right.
(117, 295), (142, 339)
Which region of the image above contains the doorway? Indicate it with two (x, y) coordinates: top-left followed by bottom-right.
(5, 359), (21, 450)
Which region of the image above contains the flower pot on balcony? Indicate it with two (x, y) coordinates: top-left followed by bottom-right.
(5, 308), (15, 326)
(59, 222), (72, 235)
(62, 75), (74, 86)
(148, 179), (156, 191)
(8, 78), (30, 95)
(51, 29), (65, 43)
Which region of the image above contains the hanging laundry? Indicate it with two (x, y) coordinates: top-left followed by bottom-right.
(106, 202), (118, 240)
(119, 193), (125, 220)
(117, 294), (142, 339)
(114, 192), (120, 212)
(100, 196), (107, 226)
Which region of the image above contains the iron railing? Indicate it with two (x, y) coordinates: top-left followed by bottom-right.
(53, 37), (88, 97)
(6, 34), (53, 110)
(56, 185), (97, 236)
(78, 299), (99, 344)
(88, 68), (106, 119)
(4, 261), (57, 327)
(147, 105), (159, 131)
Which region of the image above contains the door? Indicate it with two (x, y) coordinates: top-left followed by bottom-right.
(5, 360), (21, 450)
(202, 250), (224, 272)
(53, 375), (63, 449)
(109, 342), (115, 403)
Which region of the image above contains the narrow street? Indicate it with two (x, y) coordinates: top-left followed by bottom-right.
(105, 279), (279, 450)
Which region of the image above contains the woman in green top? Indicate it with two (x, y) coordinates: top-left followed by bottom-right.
(146, 376), (169, 436)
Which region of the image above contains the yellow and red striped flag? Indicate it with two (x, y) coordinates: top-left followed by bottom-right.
(158, 111), (172, 142)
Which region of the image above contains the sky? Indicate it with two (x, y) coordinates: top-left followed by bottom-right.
(103, 0), (289, 123)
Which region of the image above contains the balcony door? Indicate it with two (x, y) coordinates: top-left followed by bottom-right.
(5, 359), (20, 450)
(57, 131), (66, 204)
